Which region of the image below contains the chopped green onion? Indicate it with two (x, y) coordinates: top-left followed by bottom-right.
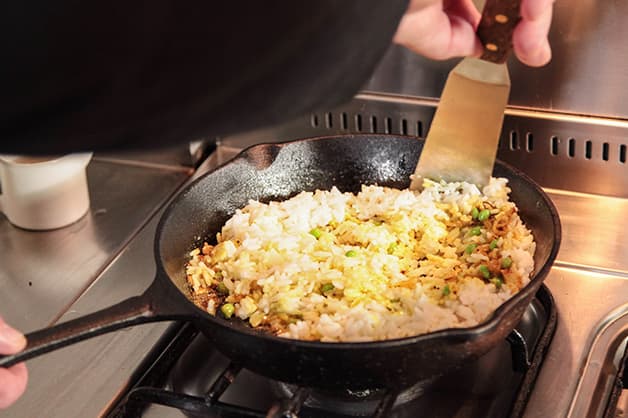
(465, 244), (477, 254)
(471, 207), (479, 220)
(478, 209), (490, 222)
(469, 226), (482, 236)
(216, 282), (229, 295)
(345, 250), (357, 257)
(501, 257), (513, 269)
(220, 303), (235, 319)
(478, 265), (491, 280)
(309, 228), (322, 239)
(320, 283), (335, 293)
(442, 285), (451, 296)
(490, 277), (503, 289)
(489, 239), (499, 250)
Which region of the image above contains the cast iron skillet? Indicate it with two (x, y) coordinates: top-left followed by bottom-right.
(0, 135), (561, 390)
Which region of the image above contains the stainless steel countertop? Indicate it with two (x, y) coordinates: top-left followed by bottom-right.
(0, 159), (190, 332)
(0, 157), (191, 417)
(3, 210), (174, 418)
(1, 148), (627, 418)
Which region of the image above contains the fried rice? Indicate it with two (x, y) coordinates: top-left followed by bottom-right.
(185, 177), (535, 342)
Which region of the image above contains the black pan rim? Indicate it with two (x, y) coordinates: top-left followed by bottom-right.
(154, 134), (562, 349)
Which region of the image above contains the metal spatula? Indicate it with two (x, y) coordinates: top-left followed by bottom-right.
(410, 0), (521, 190)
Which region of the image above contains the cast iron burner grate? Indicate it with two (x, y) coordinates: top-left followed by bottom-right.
(107, 286), (556, 418)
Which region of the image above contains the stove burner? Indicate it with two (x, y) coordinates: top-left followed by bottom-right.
(107, 286), (557, 418)
(273, 378), (435, 417)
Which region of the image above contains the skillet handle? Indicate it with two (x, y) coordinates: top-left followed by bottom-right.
(0, 281), (170, 368)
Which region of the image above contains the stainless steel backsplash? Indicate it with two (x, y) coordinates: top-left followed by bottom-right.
(365, 0), (628, 119)
(220, 0), (628, 197)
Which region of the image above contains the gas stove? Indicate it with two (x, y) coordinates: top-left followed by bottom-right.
(108, 92), (628, 418)
(106, 285), (557, 418)
(2, 94), (627, 418)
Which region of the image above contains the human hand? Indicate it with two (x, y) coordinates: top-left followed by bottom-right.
(0, 317), (28, 409)
(393, 0), (553, 67)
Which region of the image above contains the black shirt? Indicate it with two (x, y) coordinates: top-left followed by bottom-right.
(0, 1), (408, 153)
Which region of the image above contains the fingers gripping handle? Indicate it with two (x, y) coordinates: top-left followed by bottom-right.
(477, 0), (522, 63)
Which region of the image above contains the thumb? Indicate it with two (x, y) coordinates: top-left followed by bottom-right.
(0, 318), (27, 355)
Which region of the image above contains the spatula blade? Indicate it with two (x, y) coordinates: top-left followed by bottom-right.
(411, 58), (510, 189)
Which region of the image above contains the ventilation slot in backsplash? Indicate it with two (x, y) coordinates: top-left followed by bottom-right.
(325, 112), (333, 129)
(526, 133), (534, 152)
(568, 138), (576, 157)
(370, 115), (378, 133)
(509, 131), (519, 150)
(384, 117), (392, 134)
(551, 136), (559, 156)
(585, 140), (592, 159)
(401, 118), (408, 135)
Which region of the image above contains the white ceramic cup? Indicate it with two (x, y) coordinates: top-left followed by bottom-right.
(0, 153), (93, 230)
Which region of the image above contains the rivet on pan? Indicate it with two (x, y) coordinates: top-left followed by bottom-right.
(486, 43), (498, 52)
(495, 14), (508, 23)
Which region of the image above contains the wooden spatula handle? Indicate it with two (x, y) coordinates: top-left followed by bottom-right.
(477, 0), (522, 63)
